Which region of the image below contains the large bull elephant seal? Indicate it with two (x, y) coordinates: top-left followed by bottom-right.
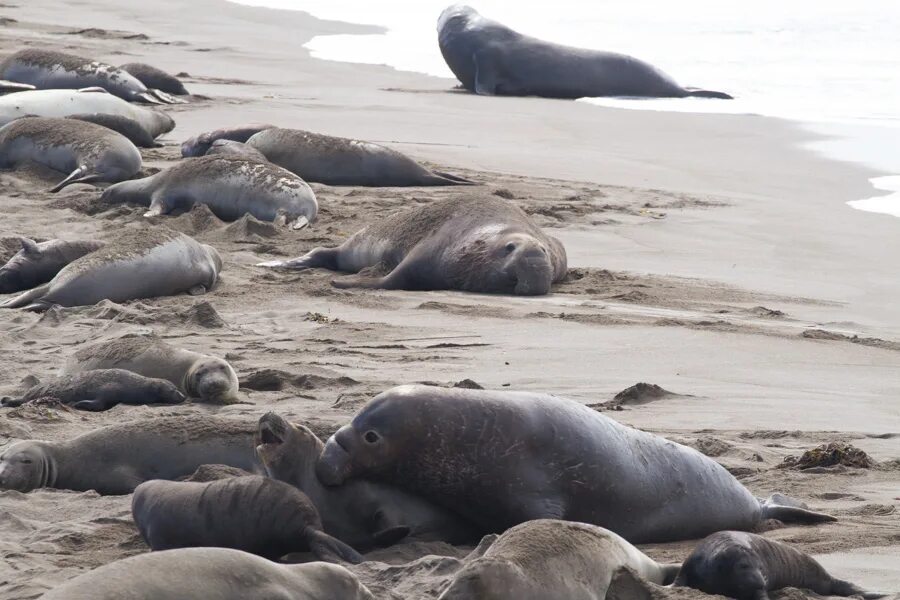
(0, 229), (222, 311)
(439, 520), (680, 600)
(316, 385), (836, 544)
(64, 335), (240, 404)
(437, 5), (732, 100)
(119, 62), (189, 96)
(0, 117), (142, 191)
(0, 415), (262, 494)
(180, 123), (274, 157)
(246, 127), (472, 186)
(0, 237), (104, 294)
(257, 195), (567, 296)
(38, 547), (376, 600)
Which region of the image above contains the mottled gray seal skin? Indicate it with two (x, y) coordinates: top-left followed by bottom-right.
(440, 520), (680, 600)
(438, 5), (732, 100)
(0, 237), (104, 293)
(0, 368), (185, 411)
(0, 49), (180, 104)
(132, 476), (364, 563)
(205, 139), (268, 161)
(0, 416), (262, 494)
(119, 62), (189, 96)
(38, 547), (376, 600)
(64, 335), (240, 404)
(258, 196), (567, 296)
(317, 385), (836, 544)
(257, 412), (480, 550)
(102, 155), (318, 225)
(180, 123), (274, 157)
(674, 531), (885, 600)
(0, 116), (141, 191)
(247, 127), (472, 186)
(66, 113), (159, 148)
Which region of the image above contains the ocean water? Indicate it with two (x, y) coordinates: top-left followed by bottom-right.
(232, 0), (900, 217)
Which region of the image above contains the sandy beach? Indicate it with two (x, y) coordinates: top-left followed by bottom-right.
(0, 0), (897, 598)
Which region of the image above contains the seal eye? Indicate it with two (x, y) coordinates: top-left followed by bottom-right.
(364, 430), (380, 444)
(505, 243), (516, 254)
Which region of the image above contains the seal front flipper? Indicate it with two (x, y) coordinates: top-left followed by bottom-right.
(72, 399), (109, 412)
(48, 166), (102, 193)
(256, 247), (341, 270)
(371, 525), (411, 547)
(304, 527), (365, 565)
(472, 50), (501, 96)
(759, 493), (836, 524)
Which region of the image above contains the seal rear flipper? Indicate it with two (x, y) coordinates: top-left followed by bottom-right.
(49, 167), (102, 193)
(305, 528), (365, 565)
(134, 91), (165, 105)
(659, 564), (682, 586)
(830, 579), (887, 599)
(431, 171), (475, 185)
(0, 282), (51, 309)
(0, 80), (35, 93)
(148, 89), (186, 104)
(684, 87), (733, 100)
(418, 171), (476, 186)
(71, 399), (110, 412)
(331, 274), (391, 289)
(760, 494), (836, 524)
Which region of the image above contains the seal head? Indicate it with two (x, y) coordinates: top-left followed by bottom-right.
(0, 441), (52, 492)
(185, 357), (239, 404)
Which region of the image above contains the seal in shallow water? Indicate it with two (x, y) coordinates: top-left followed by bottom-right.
(0, 237), (104, 294)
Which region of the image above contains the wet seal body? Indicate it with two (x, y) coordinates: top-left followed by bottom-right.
(0, 229), (222, 311)
(317, 386), (836, 544)
(258, 195), (567, 296)
(257, 412), (480, 549)
(0, 116), (141, 191)
(0, 415), (262, 494)
(102, 155), (318, 224)
(132, 475), (363, 563)
(438, 5), (732, 99)
(64, 335), (240, 404)
(0, 369), (185, 411)
(0, 237), (104, 294)
(119, 62), (189, 96)
(66, 113), (159, 148)
(440, 520), (680, 600)
(246, 127), (472, 186)
(674, 531), (885, 600)
(181, 123), (274, 157)
(38, 547), (376, 600)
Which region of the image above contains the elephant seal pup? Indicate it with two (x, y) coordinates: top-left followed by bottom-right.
(132, 476), (363, 563)
(246, 127), (472, 186)
(180, 123), (274, 157)
(258, 195), (567, 296)
(64, 335), (240, 404)
(0, 117), (141, 191)
(119, 62), (189, 96)
(317, 385), (836, 544)
(438, 5), (732, 100)
(0, 415), (262, 494)
(205, 139), (268, 161)
(102, 155), (318, 225)
(673, 531), (885, 600)
(39, 547), (376, 600)
(440, 520), (680, 600)
(1, 229), (222, 312)
(0, 369), (185, 411)
(66, 113), (159, 148)
(257, 412), (479, 549)
(0, 237), (104, 294)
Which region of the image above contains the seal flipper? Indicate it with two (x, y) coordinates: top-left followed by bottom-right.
(684, 87), (733, 100)
(830, 579), (887, 599)
(0, 282), (51, 309)
(49, 167), (102, 193)
(256, 247), (341, 270)
(472, 50), (500, 96)
(416, 171), (476, 186)
(72, 399), (110, 412)
(759, 494), (836, 524)
(371, 526), (411, 547)
(148, 89), (186, 104)
(305, 528), (365, 565)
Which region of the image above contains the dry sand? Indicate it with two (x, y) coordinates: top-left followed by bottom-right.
(0, 0), (897, 598)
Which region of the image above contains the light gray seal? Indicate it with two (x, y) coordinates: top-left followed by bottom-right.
(0, 415), (262, 494)
(0, 368), (185, 411)
(0, 116), (141, 191)
(316, 385), (836, 544)
(440, 520), (680, 600)
(101, 155), (318, 225)
(38, 547), (376, 600)
(63, 335), (240, 404)
(205, 139), (268, 161)
(132, 475), (364, 563)
(0, 229), (222, 311)
(0, 237), (104, 294)
(119, 62), (189, 96)
(66, 113), (159, 148)
(258, 195), (567, 295)
(673, 531), (886, 600)
(438, 5), (732, 99)
(180, 123), (274, 157)
(246, 127), (472, 186)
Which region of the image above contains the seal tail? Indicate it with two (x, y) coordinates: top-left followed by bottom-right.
(684, 87), (733, 100)
(49, 167), (102, 193)
(759, 493), (837, 524)
(0, 282), (50, 309)
(305, 527), (365, 565)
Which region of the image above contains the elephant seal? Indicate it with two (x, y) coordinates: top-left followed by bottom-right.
(132, 475), (364, 563)
(0, 116), (141, 191)
(180, 123), (274, 157)
(257, 195), (567, 296)
(673, 531), (885, 600)
(317, 385), (836, 544)
(119, 62), (189, 96)
(0, 415), (262, 494)
(0, 237), (104, 294)
(205, 139), (268, 161)
(101, 155), (318, 225)
(257, 412), (479, 549)
(64, 335), (240, 404)
(438, 5), (732, 100)
(38, 547), (376, 600)
(1, 229), (222, 312)
(0, 89), (175, 136)
(0, 49), (180, 103)
(246, 127), (472, 186)
(440, 520), (680, 600)
(66, 113), (159, 148)
(0, 369), (185, 411)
